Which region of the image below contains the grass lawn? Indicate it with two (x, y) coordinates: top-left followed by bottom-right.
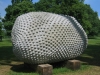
(0, 37), (100, 75)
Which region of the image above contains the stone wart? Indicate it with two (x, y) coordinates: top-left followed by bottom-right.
(11, 12), (88, 64)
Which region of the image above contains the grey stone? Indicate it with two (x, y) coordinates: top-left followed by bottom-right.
(67, 60), (81, 70)
(11, 12), (88, 64)
(37, 64), (53, 75)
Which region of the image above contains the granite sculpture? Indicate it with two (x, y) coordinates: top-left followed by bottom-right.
(11, 12), (88, 64)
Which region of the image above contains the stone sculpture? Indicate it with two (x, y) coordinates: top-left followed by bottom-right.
(11, 12), (88, 64)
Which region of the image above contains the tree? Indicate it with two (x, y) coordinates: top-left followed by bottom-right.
(3, 0), (35, 36)
(11, 0), (33, 4)
(3, 0), (100, 37)
(81, 4), (100, 36)
(0, 15), (2, 35)
(0, 22), (2, 36)
(34, 0), (100, 37)
(0, 15), (3, 41)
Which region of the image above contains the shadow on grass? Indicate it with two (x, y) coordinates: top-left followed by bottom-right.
(76, 44), (100, 66)
(10, 64), (36, 73)
(10, 61), (67, 73)
(0, 45), (34, 73)
(51, 44), (100, 68)
(0, 46), (18, 65)
(1, 43), (100, 73)
(10, 44), (100, 73)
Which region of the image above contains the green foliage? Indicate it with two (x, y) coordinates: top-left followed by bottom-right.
(3, 0), (35, 36)
(34, 0), (100, 37)
(81, 5), (100, 36)
(3, 0), (100, 37)
(0, 22), (2, 36)
(11, 0), (33, 4)
(0, 16), (6, 38)
(0, 15), (3, 36)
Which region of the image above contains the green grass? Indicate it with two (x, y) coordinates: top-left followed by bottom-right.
(9, 72), (38, 75)
(0, 39), (18, 65)
(0, 37), (100, 75)
(76, 37), (100, 66)
(8, 65), (90, 75)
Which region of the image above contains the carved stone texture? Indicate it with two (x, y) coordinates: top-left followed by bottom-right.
(11, 12), (88, 64)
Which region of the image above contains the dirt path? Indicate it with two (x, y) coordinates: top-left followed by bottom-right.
(0, 65), (11, 75)
(0, 61), (23, 75)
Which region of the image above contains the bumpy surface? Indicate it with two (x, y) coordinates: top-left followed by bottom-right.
(11, 12), (87, 64)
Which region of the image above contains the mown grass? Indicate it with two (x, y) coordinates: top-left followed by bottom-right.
(76, 37), (100, 66)
(9, 65), (90, 75)
(0, 37), (100, 75)
(0, 39), (18, 65)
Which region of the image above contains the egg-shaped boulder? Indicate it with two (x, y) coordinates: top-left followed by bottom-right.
(11, 12), (87, 64)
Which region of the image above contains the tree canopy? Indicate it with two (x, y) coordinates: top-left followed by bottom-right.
(2, 0), (100, 37)
(2, 0), (35, 36)
(0, 15), (2, 36)
(34, 0), (100, 37)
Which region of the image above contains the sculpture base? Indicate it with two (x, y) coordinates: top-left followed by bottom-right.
(67, 60), (81, 70)
(37, 64), (53, 75)
(24, 59), (81, 74)
(24, 63), (53, 75)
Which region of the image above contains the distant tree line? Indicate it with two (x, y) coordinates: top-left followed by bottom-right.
(1, 0), (100, 38)
(0, 15), (3, 41)
(0, 15), (2, 35)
